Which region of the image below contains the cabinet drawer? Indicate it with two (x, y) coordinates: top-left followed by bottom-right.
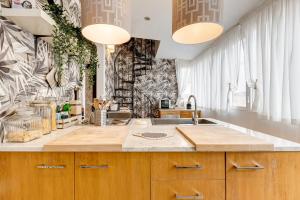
(152, 180), (225, 200)
(226, 152), (300, 200)
(226, 152), (268, 178)
(0, 152), (74, 200)
(151, 153), (225, 181)
(160, 110), (180, 115)
(75, 153), (150, 200)
(160, 111), (180, 118)
(179, 111), (193, 118)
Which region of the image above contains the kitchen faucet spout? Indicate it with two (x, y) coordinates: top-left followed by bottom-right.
(188, 95), (198, 125)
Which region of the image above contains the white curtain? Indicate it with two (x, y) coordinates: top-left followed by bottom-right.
(175, 59), (192, 100)
(176, 26), (243, 111)
(176, 0), (300, 124)
(242, 0), (300, 123)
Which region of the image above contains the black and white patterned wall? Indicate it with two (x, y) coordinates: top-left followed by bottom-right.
(105, 41), (178, 118)
(0, 1), (81, 113)
(134, 59), (178, 117)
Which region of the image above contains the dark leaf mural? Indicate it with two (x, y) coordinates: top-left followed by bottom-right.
(105, 41), (178, 118)
(0, 1), (82, 112)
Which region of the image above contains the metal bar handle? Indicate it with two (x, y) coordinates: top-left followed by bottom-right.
(36, 165), (65, 169)
(232, 162), (264, 171)
(175, 193), (203, 200)
(80, 165), (109, 169)
(175, 164), (203, 170)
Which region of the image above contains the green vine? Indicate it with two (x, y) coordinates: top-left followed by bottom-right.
(44, 3), (98, 86)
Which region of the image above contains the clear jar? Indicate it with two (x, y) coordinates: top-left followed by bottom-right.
(30, 102), (52, 135)
(3, 108), (43, 143)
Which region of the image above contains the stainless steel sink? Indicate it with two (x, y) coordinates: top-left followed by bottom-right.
(151, 118), (217, 125)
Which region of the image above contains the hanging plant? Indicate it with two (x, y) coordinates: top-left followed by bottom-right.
(44, 3), (98, 86)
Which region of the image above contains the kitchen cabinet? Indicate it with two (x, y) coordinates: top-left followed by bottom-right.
(75, 152), (150, 200)
(179, 111), (194, 118)
(159, 110), (181, 118)
(1, 152), (300, 200)
(152, 180), (224, 200)
(226, 152), (300, 200)
(151, 152), (225, 181)
(159, 109), (201, 118)
(0, 152), (74, 200)
(151, 153), (225, 200)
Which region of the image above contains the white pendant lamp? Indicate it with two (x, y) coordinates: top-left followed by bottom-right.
(172, 0), (223, 44)
(81, 0), (131, 45)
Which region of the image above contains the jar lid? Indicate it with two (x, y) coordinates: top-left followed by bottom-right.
(4, 113), (41, 125)
(30, 100), (50, 106)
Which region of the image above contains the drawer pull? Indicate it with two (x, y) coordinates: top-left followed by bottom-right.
(175, 193), (203, 200)
(80, 165), (109, 169)
(233, 162), (264, 171)
(36, 165), (65, 169)
(175, 164), (203, 170)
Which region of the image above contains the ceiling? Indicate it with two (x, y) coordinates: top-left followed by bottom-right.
(131, 0), (265, 60)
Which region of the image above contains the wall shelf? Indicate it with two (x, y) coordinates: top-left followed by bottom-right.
(1, 8), (55, 36)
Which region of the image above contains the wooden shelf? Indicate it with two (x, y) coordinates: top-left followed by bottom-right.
(1, 8), (55, 36)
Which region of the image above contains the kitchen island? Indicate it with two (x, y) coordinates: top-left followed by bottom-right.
(1, 119), (300, 200)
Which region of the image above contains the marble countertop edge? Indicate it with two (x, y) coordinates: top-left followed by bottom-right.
(0, 118), (300, 152)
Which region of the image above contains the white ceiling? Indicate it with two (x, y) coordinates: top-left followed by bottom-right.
(131, 0), (265, 60)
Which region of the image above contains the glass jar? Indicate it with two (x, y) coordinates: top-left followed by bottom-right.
(30, 102), (52, 135)
(3, 108), (43, 143)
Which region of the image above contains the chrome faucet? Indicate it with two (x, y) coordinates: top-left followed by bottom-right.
(188, 95), (198, 125)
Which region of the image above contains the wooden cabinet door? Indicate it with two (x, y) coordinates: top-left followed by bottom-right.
(0, 152), (74, 200)
(152, 180), (224, 200)
(179, 111), (193, 118)
(159, 110), (181, 118)
(152, 153), (225, 181)
(226, 152), (300, 200)
(152, 153), (225, 200)
(179, 111), (201, 118)
(75, 152), (150, 200)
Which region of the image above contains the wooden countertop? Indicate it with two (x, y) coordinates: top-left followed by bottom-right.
(159, 108), (200, 112)
(176, 126), (274, 152)
(43, 126), (129, 152)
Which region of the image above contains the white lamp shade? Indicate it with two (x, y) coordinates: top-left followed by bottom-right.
(172, 0), (223, 44)
(81, 0), (131, 45)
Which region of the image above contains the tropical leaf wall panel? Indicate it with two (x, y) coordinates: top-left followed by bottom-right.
(61, 0), (81, 27)
(0, 0), (82, 115)
(134, 59), (178, 117)
(105, 41), (178, 118)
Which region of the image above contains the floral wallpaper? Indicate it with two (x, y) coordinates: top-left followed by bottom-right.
(106, 40), (178, 118)
(0, 1), (82, 115)
(134, 59), (178, 118)
(0, 17), (35, 109)
(61, 0), (81, 27)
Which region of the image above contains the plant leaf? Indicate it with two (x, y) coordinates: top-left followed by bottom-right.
(4, 29), (13, 53)
(0, 60), (17, 68)
(0, 48), (9, 60)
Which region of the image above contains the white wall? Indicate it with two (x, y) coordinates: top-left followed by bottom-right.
(202, 109), (300, 143)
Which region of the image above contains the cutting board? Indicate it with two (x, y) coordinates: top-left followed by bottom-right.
(176, 126), (274, 152)
(44, 126), (129, 152)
